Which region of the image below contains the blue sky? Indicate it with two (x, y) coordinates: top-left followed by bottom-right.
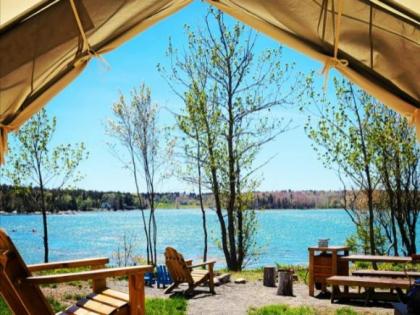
(10, 1), (344, 193)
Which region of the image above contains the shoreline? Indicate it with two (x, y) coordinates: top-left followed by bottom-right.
(0, 208), (345, 215)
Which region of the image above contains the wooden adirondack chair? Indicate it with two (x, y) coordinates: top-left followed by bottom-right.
(0, 229), (152, 315)
(164, 247), (216, 295)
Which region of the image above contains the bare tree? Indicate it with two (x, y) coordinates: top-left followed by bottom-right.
(107, 84), (161, 265)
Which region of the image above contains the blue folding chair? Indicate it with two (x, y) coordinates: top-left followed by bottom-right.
(157, 265), (172, 288)
(144, 271), (155, 287)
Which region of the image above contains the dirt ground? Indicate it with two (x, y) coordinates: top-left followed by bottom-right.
(42, 279), (395, 315)
(109, 279), (394, 315)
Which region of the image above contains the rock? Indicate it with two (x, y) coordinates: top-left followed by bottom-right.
(234, 278), (246, 284)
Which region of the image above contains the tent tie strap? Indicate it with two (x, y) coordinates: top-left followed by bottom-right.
(321, 0), (348, 89)
(0, 124), (16, 165)
(321, 57), (348, 88)
(407, 109), (420, 140)
(69, 0), (110, 70)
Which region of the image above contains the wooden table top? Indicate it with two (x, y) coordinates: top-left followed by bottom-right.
(308, 246), (349, 251)
(340, 254), (412, 263)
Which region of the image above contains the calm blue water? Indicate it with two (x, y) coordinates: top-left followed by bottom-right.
(0, 209), (356, 267)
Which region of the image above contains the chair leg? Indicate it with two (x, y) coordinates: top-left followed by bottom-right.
(185, 285), (194, 297)
(164, 282), (179, 294)
(208, 276), (215, 294)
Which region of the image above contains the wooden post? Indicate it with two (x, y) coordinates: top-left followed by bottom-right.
(343, 249), (349, 294)
(208, 263), (215, 294)
(129, 274), (145, 315)
(309, 248), (314, 296)
(263, 265), (277, 287)
(277, 270), (293, 296)
(92, 264), (107, 293)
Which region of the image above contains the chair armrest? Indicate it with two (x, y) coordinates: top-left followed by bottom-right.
(189, 260), (216, 269)
(25, 265), (153, 285)
(27, 257), (109, 272)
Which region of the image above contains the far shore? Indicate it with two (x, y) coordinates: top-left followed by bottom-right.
(0, 207), (345, 215)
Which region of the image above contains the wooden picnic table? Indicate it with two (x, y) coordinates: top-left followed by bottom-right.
(340, 255), (413, 264)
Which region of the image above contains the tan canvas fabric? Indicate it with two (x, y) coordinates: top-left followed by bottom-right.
(208, 0), (419, 133)
(0, 0), (192, 163)
(0, 0), (419, 164)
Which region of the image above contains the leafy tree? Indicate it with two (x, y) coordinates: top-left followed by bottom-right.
(3, 109), (87, 262)
(370, 107), (420, 255)
(107, 83), (161, 265)
(305, 78), (420, 258)
(304, 78), (380, 257)
(160, 9), (298, 270)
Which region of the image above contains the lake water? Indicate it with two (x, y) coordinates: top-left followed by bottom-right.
(1, 209), (360, 267)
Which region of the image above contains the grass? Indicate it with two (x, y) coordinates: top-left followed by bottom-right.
(248, 304), (315, 315)
(224, 265), (309, 284)
(0, 297), (63, 314)
(38, 266), (89, 288)
(248, 305), (359, 315)
(0, 299), (10, 315)
(145, 297), (187, 315)
(227, 267), (264, 282)
(354, 261), (420, 271)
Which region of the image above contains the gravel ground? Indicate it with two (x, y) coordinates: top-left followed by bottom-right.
(108, 279), (394, 315)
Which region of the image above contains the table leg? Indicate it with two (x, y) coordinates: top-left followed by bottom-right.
(309, 249), (314, 297)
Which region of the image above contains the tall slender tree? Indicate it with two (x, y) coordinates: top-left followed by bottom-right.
(107, 83), (161, 265)
(4, 109), (87, 262)
(160, 9), (298, 270)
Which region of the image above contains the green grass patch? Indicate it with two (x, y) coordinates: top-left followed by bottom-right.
(353, 261), (420, 272)
(222, 265), (309, 283)
(219, 267), (264, 282)
(335, 307), (359, 315)
(248, 305), (360, 315)
(0, 298), (10, 315)
(36, 266), (90, 288)
(248, 304), (315, 315)
(0, 297), (63, 314)
(47, 297), (64, 313)
(146, 297), (187, 315)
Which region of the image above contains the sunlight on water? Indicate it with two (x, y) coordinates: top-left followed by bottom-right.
(0, 209), (356, 267)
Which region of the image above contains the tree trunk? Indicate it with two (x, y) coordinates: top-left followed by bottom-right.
(196, 129), (208, 262)
(263, 266), (276, 287)
(277, 270), (293, 296)
(204, 118), (231, 268)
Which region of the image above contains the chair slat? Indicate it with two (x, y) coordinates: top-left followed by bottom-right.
(76, 298), (116, 315)
(87, 292), (127, 308)
(101, 289), (129, 302)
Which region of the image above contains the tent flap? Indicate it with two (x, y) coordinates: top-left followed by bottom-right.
(0, 0), (192, 164)
(0, 0), (419, 164)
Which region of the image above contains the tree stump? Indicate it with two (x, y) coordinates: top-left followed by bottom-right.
(277, 270), (293, 296)
(263, 265), (277, 287)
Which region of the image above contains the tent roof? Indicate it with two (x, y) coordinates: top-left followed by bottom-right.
(0, 0), (419, 164)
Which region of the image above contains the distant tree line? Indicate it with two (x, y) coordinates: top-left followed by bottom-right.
(0, 185), (344, 213)
(252, 190), (343, 209)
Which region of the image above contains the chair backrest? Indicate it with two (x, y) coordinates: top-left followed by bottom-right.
(157, 265), (172, 284)
(0, 229), (54, 315)
(164, 247), (193, 284)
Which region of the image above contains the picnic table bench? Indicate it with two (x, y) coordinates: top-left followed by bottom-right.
(353, 270), (420, 279)
(340, 255), (413, 264)
(326, 275), (411, 305)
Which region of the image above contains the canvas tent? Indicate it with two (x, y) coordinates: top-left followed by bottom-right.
(0, 0), (419, 164)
